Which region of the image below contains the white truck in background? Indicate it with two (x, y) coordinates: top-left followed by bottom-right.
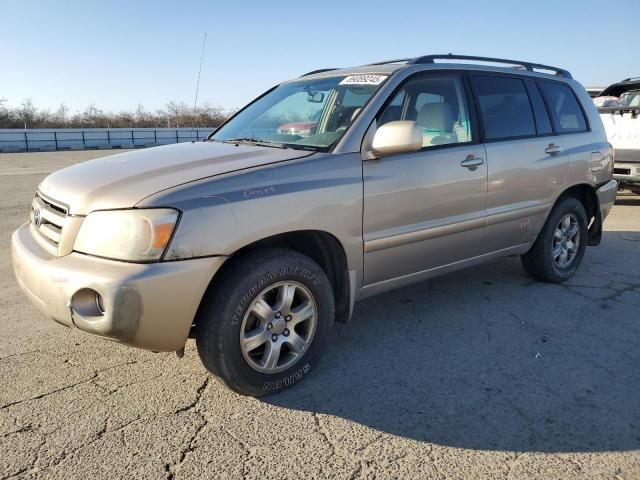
(595, 77), (640, 195)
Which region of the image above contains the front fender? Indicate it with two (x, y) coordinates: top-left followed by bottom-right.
(139, 153), (364, 280)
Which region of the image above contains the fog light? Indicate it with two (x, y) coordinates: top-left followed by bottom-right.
(70, 288), (105, 318)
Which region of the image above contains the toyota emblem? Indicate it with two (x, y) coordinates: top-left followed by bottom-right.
(33, 208), (42, 227)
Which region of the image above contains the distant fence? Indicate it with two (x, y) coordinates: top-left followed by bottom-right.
(0, 128), (215, 152)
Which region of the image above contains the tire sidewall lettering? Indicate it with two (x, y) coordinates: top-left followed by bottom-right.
(262, 363), (311, 391)
(230, 267), (323, 325)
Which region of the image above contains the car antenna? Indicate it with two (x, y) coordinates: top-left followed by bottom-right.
(193, 32), (207, 111)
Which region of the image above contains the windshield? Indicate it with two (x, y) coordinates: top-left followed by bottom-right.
(211, 75), (388, 150)
(620, 90), (640, 108)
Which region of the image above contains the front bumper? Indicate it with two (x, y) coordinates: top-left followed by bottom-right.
(11, 223), (224, 352)
(596, 179), (618, 222)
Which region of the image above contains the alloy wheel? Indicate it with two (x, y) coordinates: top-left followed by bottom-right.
(239, 281), (318, 374)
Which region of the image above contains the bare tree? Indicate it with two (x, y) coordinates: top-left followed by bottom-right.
(0, 98), (10, 127)
(18, 99), (37, 128)
(54, 104), (69, 126)
(0, 98), (234, 129)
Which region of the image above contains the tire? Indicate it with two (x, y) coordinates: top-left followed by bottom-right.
(521, 196), (588, 283)
(196, 248), (335, 396)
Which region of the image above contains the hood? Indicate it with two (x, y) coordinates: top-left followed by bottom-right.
(38, 141), (313, 214)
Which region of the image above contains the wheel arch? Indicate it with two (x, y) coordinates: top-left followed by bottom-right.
(193, 230), (352, 338)
(553, 183), (601, 246)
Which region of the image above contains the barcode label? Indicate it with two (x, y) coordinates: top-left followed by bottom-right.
(339, 75), (388, 86)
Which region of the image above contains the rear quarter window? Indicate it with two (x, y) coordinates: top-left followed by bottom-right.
(538, 81), (588, 133)
(470, 75), (536, 141)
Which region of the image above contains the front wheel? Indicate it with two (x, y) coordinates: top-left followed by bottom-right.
(521, 196), (588, 283)
(196, 248), (334, 396)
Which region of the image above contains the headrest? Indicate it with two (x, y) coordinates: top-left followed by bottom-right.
(417, 102), (454, 132)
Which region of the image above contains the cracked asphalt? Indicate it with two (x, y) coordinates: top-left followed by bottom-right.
(1, 150), (639, 479)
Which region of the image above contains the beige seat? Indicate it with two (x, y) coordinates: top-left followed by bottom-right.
(416, 102), (458, 146)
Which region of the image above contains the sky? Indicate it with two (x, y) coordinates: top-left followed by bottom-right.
(1, 0), (638, 113)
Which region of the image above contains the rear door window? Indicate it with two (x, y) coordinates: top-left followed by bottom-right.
(525, 80), (553, 135)
(538, 81), (588, 133)
(470, 75), (536, 141)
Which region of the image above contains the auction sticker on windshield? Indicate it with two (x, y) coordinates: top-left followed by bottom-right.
(339, 75), (388, 86)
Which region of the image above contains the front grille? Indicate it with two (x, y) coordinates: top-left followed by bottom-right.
(614, 168), (632, 175)
(30, 192), (68, 256)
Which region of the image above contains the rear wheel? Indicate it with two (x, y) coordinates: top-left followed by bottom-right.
(196, 248), (334, 396)
(521, 196), (588, 283)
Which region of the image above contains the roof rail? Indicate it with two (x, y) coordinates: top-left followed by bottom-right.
(407, 54), (573, 79)
(622, 76), (640, 82)
(365, 58), (414, 66)
(301, 68), (339, 77)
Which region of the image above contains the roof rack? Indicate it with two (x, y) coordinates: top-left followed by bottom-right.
(301, 68), (339, 77)
(622, 76), (640, 82)
(365, 58), (414, 66)
(407, 54), (572, 78)
(303, 55), (573, 79)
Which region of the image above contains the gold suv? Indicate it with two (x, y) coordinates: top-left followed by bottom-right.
(12, 55), (617, 395)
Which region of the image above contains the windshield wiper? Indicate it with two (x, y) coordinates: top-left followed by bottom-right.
(221, 138), (288, 149)
(281, 143), (320, 151)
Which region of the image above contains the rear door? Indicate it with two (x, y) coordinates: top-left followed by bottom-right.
(469, 74), (570, 252)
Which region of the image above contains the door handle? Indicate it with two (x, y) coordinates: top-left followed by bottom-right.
(545, 143), (563, 155)
(461, 155), (484, 170)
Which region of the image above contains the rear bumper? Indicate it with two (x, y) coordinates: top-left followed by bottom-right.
(596, 179), (618, 222)
(613, 161), (640, 187)
(11, 223), (224, 351)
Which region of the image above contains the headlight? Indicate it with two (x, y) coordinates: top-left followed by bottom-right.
(74, 209), (179, 261)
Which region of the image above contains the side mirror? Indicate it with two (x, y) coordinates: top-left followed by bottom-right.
(371, 121), (423, 156)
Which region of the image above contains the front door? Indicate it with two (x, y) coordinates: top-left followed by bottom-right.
(362, 74), (488, 286)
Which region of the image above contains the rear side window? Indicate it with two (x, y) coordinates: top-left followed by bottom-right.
(470, 75), (536, 140)
(538, 81), (587, 133)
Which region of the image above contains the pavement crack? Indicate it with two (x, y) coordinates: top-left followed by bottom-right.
(174, 376), (210, 414)
(93, 371), (165, 396)
(2, 424), (33, 438)
(312, 411), (336, 458)
(0, 372), (98, 410)
(353, 433), (384, 454)
(504, 452), (521, 480)
(425, 445), (445, 480)
(44, 416), (141, 470)
(164, 463), (175, 480)
(165, 376), (210, 479)
(0, 349), (41, 361)
(219, 426), (252, 479)
(601, 281), (640, 304)
(1, 358), (158, 409)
